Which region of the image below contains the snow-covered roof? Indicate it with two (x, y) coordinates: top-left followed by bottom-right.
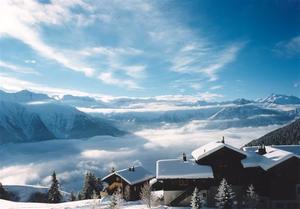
(242, 145), (300, 170)
(156, 159), (214, 179)
(191, 141), (246, 161)
(102, 166), (154, 185)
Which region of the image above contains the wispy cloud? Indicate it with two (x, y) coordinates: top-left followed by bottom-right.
(98, 72), (141, 89)
(0, 60), (39, 75)
(210, 85), (223, 90)
(0, 73), (107, 97)
(25, 59), (36, 64)
(274, 35), (300, 58)
(198, 92), (224, 101)
(171, 42), (245, 81)
(0, 0), (95, 77)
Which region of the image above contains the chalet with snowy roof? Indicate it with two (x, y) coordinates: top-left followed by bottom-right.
(102, 165), (154, 201)
(155, 139), (300, 209)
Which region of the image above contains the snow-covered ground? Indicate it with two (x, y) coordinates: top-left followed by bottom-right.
(2, 185), (70, 202)
(0, 199), (216, 209)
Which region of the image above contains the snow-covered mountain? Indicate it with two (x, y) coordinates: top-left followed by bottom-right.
(0, 90), (53, 103)
(61, 95), (106, 108)
(0, 100), (124, 144)
(0, 101), (55, 144)
(1, 90), (299, 143)
(258, 93), (300, 105)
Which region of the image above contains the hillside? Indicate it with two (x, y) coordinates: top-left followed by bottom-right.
(0, 100), (125, 144)
(247, 118), (300, 146)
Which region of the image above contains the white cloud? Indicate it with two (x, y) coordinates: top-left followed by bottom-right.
(0, 0), (94, 77)
(210, 85), (223, 90)
(0, 73), (107, 97)
(81, 149), (135, 159)
(98, 72), (141, 89)
(25, 59), (36, 64)
(171, 42), (245, 81)
(274, 36), (300, 57)
(198, 92), (223, 101)
(0, 60), (39, 75)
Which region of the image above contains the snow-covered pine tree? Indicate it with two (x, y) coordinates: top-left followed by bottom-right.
(245, 184), (258, 209)
(140, 183), (153, 208)
(215, 178), (235, 209)
(48, 171), (62, 203)
(109, 189), (123, 209)
(191, 187), (202, 209)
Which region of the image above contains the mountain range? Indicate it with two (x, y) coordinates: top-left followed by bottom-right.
(0, 91), (124, 144)
(0, 90), (299, 144)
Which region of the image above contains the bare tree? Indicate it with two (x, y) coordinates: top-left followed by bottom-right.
(109, 189), (123, 209)
(140, 183), (154, 208)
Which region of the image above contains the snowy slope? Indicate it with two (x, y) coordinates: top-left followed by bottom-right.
(0, 90), (53, 103)
(0, 198), (218, 209)
(0, 100), (124, 144)
(3, 185), (70, 202)
(0, 101), (55, 143)
(258, 93), (300, 105)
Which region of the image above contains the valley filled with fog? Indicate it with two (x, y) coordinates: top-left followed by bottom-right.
(0, 90), (299, 192)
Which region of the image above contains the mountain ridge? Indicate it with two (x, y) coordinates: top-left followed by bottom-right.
(247, 118), (300, 146)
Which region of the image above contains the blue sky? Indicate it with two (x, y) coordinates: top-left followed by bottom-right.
(0, 0), (299, 100)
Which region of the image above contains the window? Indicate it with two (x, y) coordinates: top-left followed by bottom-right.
(202, 193), (206, 198)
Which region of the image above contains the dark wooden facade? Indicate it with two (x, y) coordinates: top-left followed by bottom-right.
(157, 146), (300, 209)
(102, 173), (149, 201)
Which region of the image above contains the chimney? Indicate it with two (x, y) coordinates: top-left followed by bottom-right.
(111, 167), (115, 173)
(257, 144), (266, 155)
(132, 166), (135, 171)
(221, 136), (225, 144)
(182, 152), (187, 161)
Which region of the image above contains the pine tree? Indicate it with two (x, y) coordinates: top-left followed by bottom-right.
(70, 192), (76, 201)
(191, 187), (202, 209)
(81, 172), (97, 199)
(140, 183), (153, 208)
(109, 189), (123, 209)
(0, 182), (9, 200)
(48, 171), (62, 203)
(215, 178), (235, 209)
(245, 184), (258, 209)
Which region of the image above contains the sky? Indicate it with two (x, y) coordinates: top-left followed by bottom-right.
(0, 0), (299, 101)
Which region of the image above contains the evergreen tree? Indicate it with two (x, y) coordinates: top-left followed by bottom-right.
(48, 171), (62, 203)
(245, 184), (258, 209)
(0, 183), (9, 200)
(109, 189), (123, 209)
(70, 192), (76, 201)
(80, 172), (96, 200)
(140, 183), (153, 208)
(215, 178), (235, 209)
(191, 187), (202, 209)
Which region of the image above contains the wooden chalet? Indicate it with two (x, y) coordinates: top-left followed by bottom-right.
(155, 140), (300, 209)
(102, 166), (154, 201)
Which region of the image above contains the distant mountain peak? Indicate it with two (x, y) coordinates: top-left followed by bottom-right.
(259, 94), (300, 105)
